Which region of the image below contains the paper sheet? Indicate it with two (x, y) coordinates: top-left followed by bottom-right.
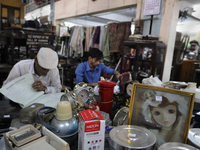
(34, 92), (64, 108)
(0, 73), (64, 108)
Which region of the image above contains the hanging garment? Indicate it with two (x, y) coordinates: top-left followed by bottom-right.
(99, 26), (105, 51)
(85, 27), (94, 52)
(78, 27), (85, 57)
(66, 27), (75, 57)
(70, 26), (85, 57)
(124, 22), (131, 41)
(93, 26), (100, 44)
(110, 22), (131, 53)
(109, 23), (118, 48)
(93, 26), (101, 49)
(69, 26), (78, 56)
(71, 27), (80, 50)
(88, 27), (97, 50)
(75, 26), (84, 57)
(103, 24), (110, 59)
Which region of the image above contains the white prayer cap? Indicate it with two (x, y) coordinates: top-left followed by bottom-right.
(37, 47), (58, 69)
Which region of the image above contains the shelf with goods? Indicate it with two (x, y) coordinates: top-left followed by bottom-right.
(122, 40), (167, 82)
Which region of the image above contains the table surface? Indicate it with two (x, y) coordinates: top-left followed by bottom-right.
(0, 97), (21, 129)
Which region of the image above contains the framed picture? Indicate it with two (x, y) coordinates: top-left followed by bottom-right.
(127, 83), (195, 148)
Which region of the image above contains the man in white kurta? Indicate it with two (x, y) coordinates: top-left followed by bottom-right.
(3, 47), (62, 93)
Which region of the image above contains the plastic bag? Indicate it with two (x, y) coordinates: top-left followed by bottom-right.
(94, 84), (120, 95)
(94, 85), (99, 95)
(142, 75), (162, 87)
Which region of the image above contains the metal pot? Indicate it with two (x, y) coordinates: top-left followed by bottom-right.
(109, 125), (156, 150)
(50, 114), (78, 146)
(59, 130), (78, 146)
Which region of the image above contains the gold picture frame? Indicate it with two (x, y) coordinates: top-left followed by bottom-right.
(127, 83), (195, 148)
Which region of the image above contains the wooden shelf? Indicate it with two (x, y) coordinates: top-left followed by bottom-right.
(122, 40), (167, 82)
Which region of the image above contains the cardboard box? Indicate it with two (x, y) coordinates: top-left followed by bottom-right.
(4, 125), (70, 150)
(78, 110), (105, 150)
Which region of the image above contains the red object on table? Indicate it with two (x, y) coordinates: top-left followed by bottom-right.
(98, 80), (116, 114)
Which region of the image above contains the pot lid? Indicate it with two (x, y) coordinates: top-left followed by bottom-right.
(188, 128), (200, 148)
(109, 125), (156, 149)
(113, 107), (129, 126)
(158, 142), (198, 150)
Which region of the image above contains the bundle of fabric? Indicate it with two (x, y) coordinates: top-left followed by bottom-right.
(66, 22), (131, 59)
(69, 26), (85, 57)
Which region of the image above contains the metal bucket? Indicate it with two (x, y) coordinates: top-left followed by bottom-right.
(109, 125), (156, 150)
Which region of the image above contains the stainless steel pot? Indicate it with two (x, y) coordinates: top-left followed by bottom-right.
(50, 116), (78, 146)
(59, 130), (78, 146)
(109, 125), (156, 150)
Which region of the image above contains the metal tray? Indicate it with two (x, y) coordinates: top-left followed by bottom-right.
(113, 107), (129, 126)
(162, 81), (188, 89)
(188, 128), (200, 148)
(158, 142), (198, 150)
(109, 125), (156, 150)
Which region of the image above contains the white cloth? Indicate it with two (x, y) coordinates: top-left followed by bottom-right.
(85, 27), (94, 52)
(69, 27), (77, 57)
(69, 26), (84, 57)
(3, 59), (62, 93)
(88, 27), (96, 50)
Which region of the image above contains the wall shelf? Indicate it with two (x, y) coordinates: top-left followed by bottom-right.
(122, 40), (167, 82)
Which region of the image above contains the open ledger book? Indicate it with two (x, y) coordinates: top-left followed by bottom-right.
(0, 73), (64, 108)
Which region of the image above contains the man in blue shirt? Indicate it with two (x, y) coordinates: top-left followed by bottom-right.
(75, 48), (120, 87)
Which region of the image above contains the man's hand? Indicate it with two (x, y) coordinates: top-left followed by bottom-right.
(116, 74), (121, 80)
(32, 81), (47, 91)
(113, 71), (121, 80)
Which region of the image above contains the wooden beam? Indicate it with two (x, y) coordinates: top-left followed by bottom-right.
(160, 0), (180, 82)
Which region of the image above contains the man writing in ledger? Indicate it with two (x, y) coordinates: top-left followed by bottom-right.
(3, 47), (62, 93)
(75, 47), (120, 87)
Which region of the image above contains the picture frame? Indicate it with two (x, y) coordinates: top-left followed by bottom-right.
(127, 83), (195, 148)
